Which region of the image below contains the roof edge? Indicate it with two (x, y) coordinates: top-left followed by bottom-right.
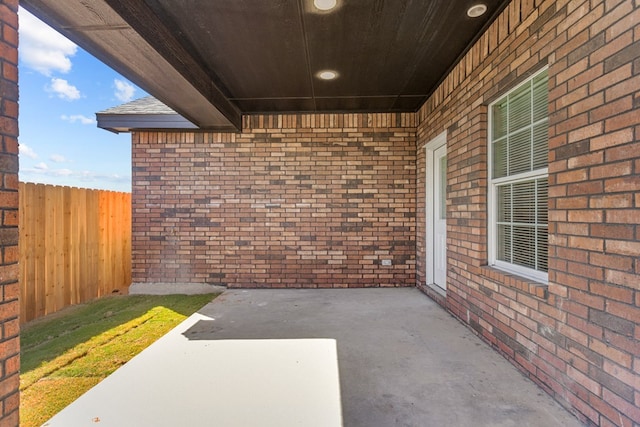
(96, 112), (199, 134)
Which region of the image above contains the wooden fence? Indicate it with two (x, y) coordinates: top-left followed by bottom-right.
(19, 183), (131, 323)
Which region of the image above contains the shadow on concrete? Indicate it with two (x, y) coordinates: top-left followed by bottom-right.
(190, 288), (584, 427)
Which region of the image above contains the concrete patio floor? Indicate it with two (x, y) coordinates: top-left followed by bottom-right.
(46, 288), (583, 426)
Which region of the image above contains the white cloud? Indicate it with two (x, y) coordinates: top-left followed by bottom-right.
(50, 154), (68, 163)
(61, 114), (95, 125)
(21, 166), (131, 188)
(19, 8), (77, 76)
(55, 168), (73, 177)
(114, 79), (135, 102)
(19, 143), (38, 159)
(47, 78), (81, 101)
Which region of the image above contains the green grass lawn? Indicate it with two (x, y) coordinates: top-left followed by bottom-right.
(20, 293), (218, 427)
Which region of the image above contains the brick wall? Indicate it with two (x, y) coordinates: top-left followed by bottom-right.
(132, 113), (416, 288)
(416, 0), (639, 426)
(0, 0), (19, 425)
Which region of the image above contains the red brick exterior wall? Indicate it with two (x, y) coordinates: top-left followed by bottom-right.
(416, 0), (639, 426)
(129, 0), (638, 424)
(0, 0), (19, 425)
(132, 113), (416, 288)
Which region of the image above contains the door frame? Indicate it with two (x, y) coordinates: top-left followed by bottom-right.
(425, 130), (447, 292)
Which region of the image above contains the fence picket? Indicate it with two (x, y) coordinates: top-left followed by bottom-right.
(19, 183), (132, 323)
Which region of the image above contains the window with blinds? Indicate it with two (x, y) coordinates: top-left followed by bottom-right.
(489, 69), (549, 282)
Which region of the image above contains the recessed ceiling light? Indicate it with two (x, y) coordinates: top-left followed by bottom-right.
(314, 0), (337, 11)
(317, 70), (338, 80)
(467, 4), (487, 18)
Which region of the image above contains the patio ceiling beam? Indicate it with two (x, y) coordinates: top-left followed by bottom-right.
(21, 0), (242, 131)
(102, 0), (242, 130)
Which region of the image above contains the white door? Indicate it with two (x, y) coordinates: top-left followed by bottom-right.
(432, 145), (447, 290)
(425, 132), (447, 291)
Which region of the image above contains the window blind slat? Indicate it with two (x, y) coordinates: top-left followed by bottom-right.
(492, 101), (508, 140)
(497, 185), (511, 221)
(497, 224), (511, 263)
(509, 128), (533, 175)
(512, 181), (536, 223)
(490, 69), (549, 278)
(532, 122), (548, 170)
(508, 83), (532, 133)
(537, 179), (548, 224)
(493, 137), (508, 178)
(537, 227), (548, 271)
(512, 225), (536, 269)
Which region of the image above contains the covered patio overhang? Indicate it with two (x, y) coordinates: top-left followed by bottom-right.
(21, 0), (509, 131)
(12, 2), (639, 427)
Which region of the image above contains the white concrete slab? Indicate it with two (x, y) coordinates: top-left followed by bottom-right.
(43, 313), (342, 427)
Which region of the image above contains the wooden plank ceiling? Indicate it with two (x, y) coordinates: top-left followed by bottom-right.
(22, 0), (508, 130)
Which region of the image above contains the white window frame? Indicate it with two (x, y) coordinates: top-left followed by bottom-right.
(488, 68), (549, 283)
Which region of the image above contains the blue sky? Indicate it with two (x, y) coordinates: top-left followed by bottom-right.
(18, 8), (145, 192)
